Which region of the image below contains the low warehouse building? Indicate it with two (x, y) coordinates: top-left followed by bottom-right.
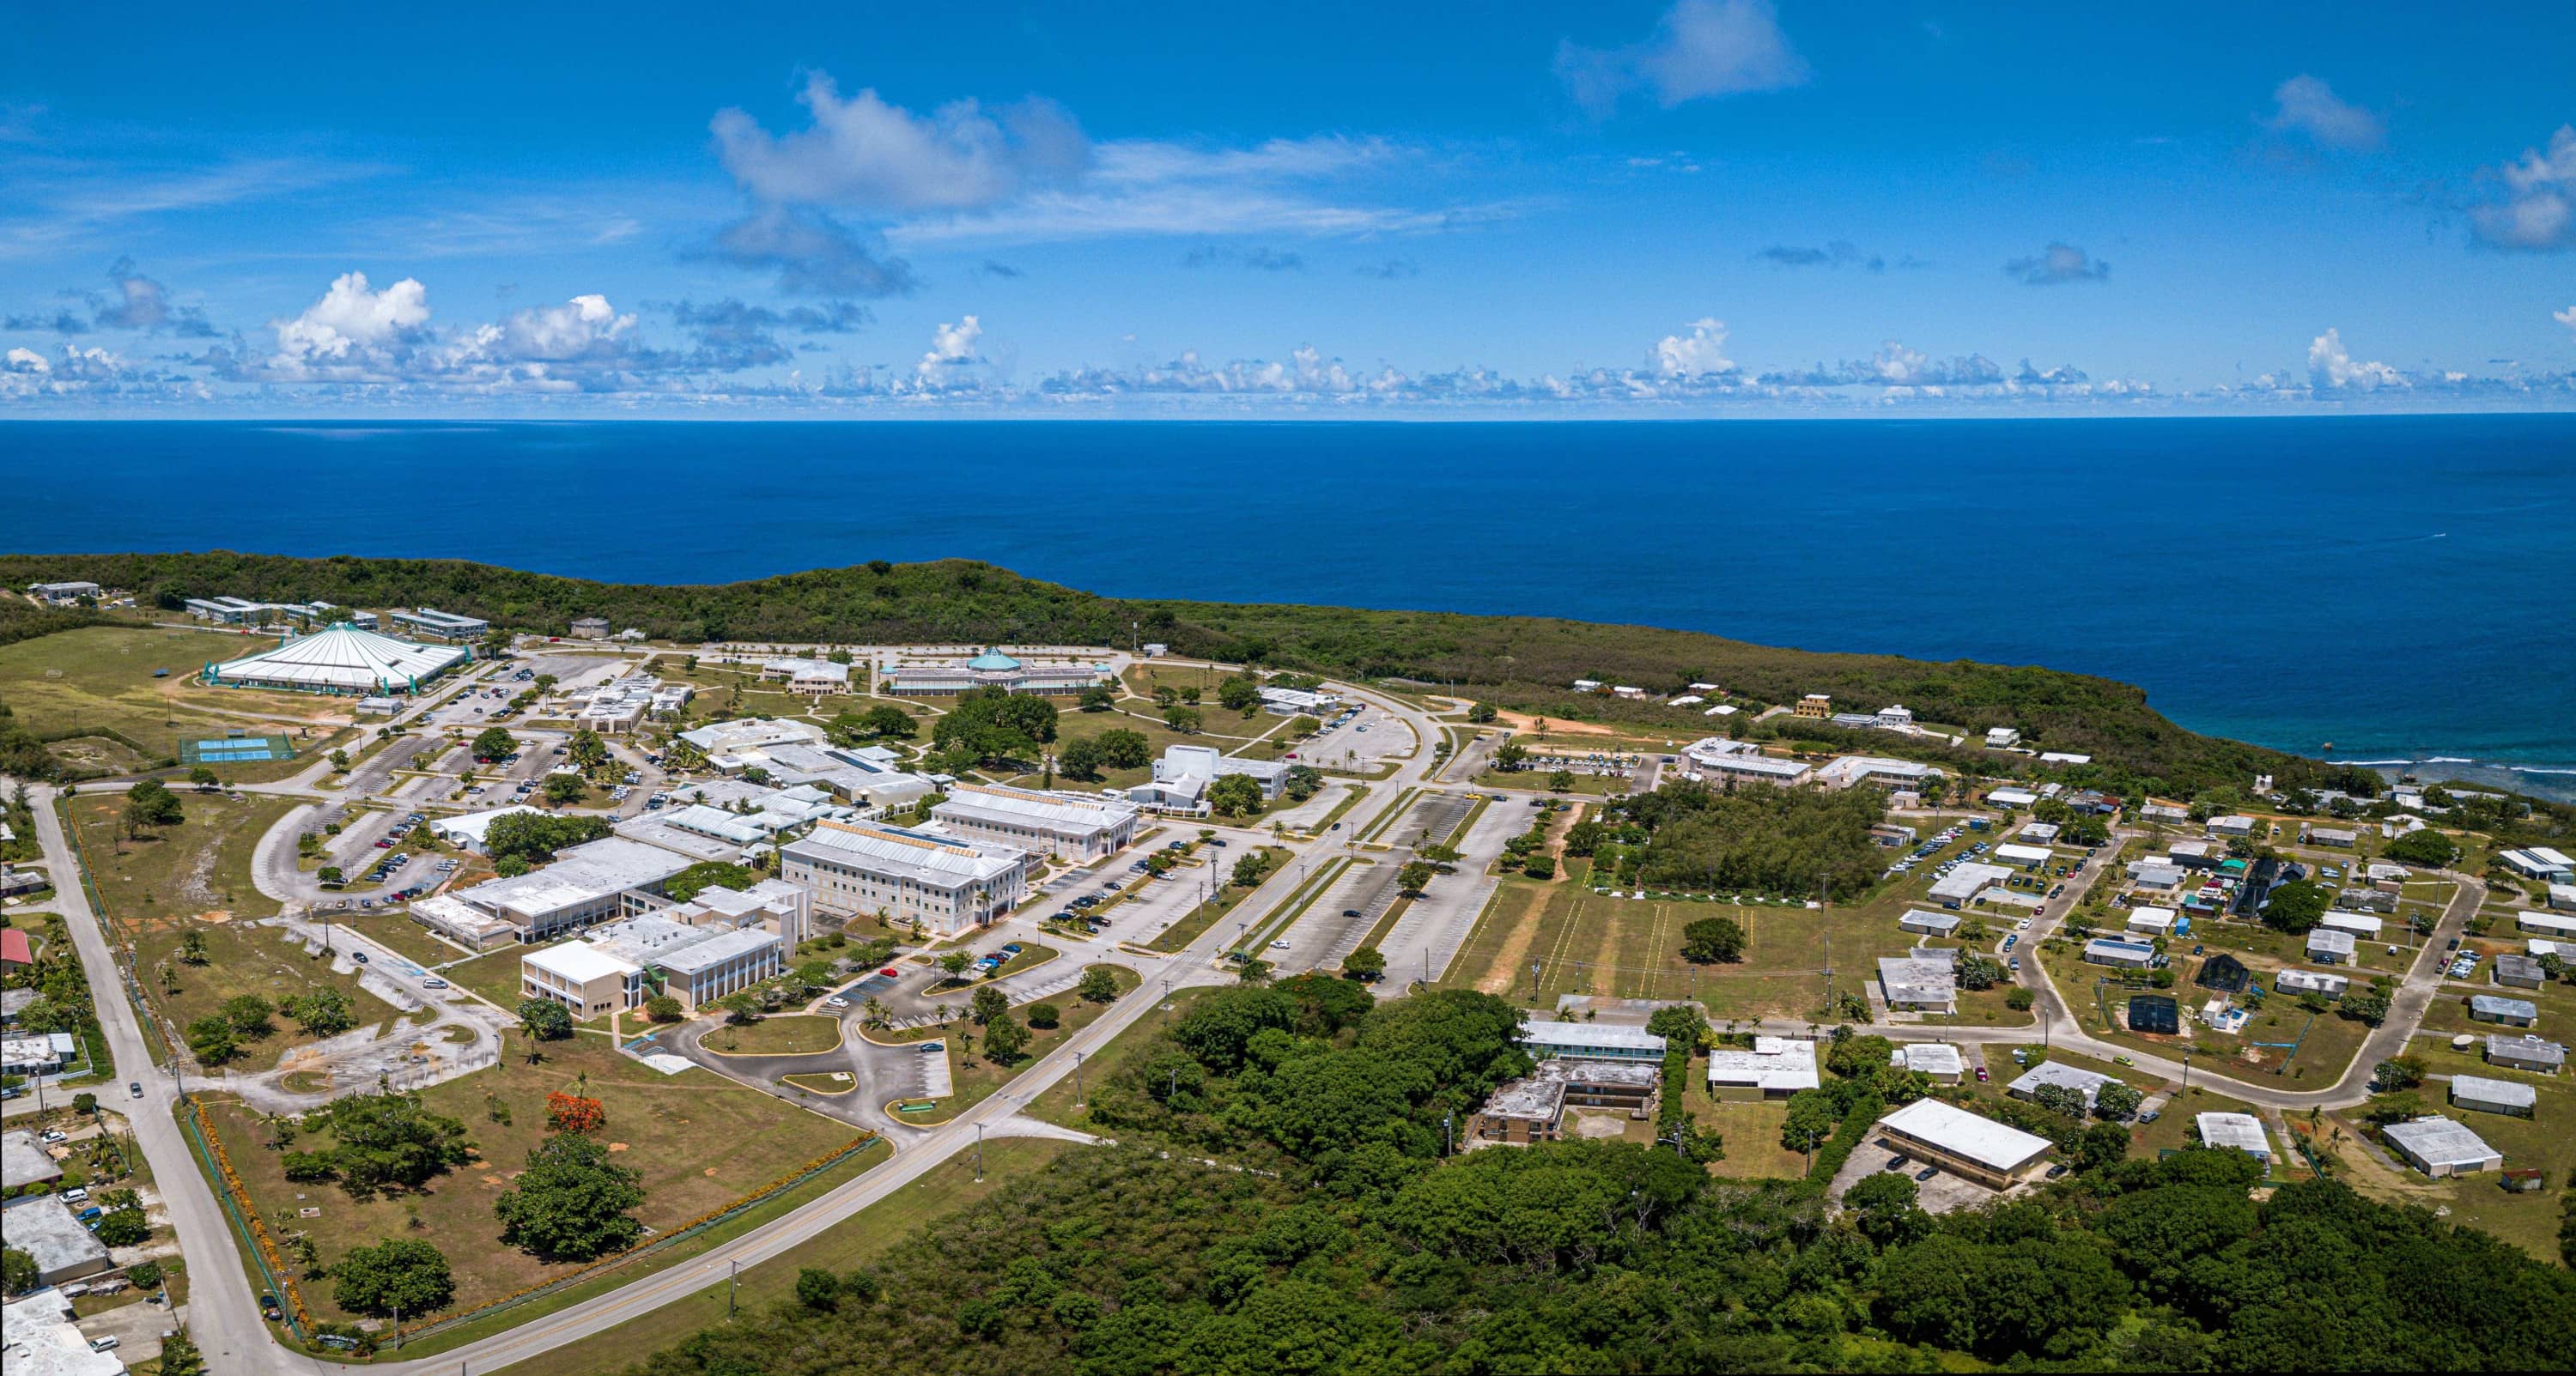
(1517, 1020), (1665, 1064)
(2195, 1112), (2272, 1163)
(1888, 1042), (1965, 1083)
(2382, 1115), (2503, 1178)
(1872, 1098), (2054, 1190)
(1703, 1037), (1819, 1100)
(2486, 1034), (2566, 1075)
(3, 1195), (112, 1285)
(2449, 1075), (2537, 1118)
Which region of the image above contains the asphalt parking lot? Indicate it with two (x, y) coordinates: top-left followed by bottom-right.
(1828, 1132), (2023, 1215)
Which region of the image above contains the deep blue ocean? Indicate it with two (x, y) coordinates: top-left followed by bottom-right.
(6, 415), (2573, 790)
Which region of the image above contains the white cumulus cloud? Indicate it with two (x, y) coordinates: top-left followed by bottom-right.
(912, 314), (987, 391)
(270, 270), (431, 370)
(2557, 305), (2576, 336)
(2473, 125), (2576, 252)
(2263, 76), (2384, 152)
(2306, 328), (2406, 391)
(1654, 317), (1734, 377)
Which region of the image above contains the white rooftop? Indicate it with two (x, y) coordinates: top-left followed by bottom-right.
(1890, 1042), (1965, 1076)
(2010, 1059), (2121, 1111)
(525, 941), (641, 984)
(460, 837), (692, 917)
(785, 820), (1025, 888)
(1877, 1097), (2055, 1172)
(1518, 1019), (1667, 1053)
(677, 718), (827, 754)
(1995, 843), (2053, 864)
(3, 1289), (125, 1376)
(936, 783), (1136, 831)
(206, 622), (467, 692)
(2196, 1112), (2271, 1158)
(1929, 861), (2013, 901)
(1704, 1037), (1820, 1092)
(2451, 1075), (2538, 1111)
(2321, 911), (2385, 935)
(2383, 1115), (2503, 1170)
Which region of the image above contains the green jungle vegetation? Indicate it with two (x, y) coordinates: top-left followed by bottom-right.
(4, 552), (2330, 796)
(623, 979), (2576, 1374)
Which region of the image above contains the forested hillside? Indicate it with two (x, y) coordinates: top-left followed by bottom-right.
(1, 550), (2293, 792)
(626, 983), (2576, 1375)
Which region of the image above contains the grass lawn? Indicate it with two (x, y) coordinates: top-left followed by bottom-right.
(705, 1014), (843, 1056)
(1437, 879), (1920, 1022)
(445, 941), (555, 1009)
(1675, 1082), (1809, 1179)
(198, 1033), (861, 1329)
(524, 1136), (1077, 1376)
(65, 790), (299, 931)
(2036, 941), (2378, 1090)
(1473, 768), (1630, 796)
(0, 624), (275, 746)
(2337, 1036), (2574, 1262)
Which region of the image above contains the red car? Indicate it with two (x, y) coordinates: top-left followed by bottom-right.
(880, 967), (900, 978)
(1974, 1065), (1990, 1082)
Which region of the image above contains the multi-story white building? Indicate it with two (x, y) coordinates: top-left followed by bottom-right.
(781, 820), (1032, 937)
(931, 783), (1138, 860)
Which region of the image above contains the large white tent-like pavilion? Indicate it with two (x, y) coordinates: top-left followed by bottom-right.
(203, 622), (470, 694)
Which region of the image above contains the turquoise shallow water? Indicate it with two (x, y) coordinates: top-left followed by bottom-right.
(6, 414), (2572, 784)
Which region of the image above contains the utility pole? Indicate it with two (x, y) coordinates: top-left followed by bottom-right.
(728, 1260), (738, 1317)
(1073, 1051), (1085, 1108)
(975, 1122), (986, 1180)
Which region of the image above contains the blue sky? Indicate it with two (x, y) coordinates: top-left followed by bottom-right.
(3, 1), (2571, 415)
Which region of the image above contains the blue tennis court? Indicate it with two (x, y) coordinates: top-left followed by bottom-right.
(180, 736), (295, 765)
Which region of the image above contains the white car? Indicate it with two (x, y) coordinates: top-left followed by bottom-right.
(1269, 939), (1292, 950)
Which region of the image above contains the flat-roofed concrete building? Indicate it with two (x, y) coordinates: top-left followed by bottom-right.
(1814, 755), (1940, 791)
(2196, 1112), (2272, 1162)
(1995, 842), (2053, 868)
(781, 820), (1031, 939)
(2383, 1115), (2503, 1178)
(2450, 1074), (2537, 1118)
(1467, 1060), (1662, 1146)
(3, 1287), (126, 1376)
(2275, 967), (2349, 998)
(1259, 686), (1340, 716)
(2084, 937), (2156, 969)
(2126, 906), (2178, 937)
(4, 1196), (112, 1286)
(390, 606), (490, 640)
(2517, 909), (2576, 938)
(2471, 994), (2539, 1027)
(1877, 955), (1958, 1013)
(1682, 736), (1814, 786)
(1929, 862), (2012, 904)
(932, 783), (1139, 860)
(3, 1128), (63, 1191)
(1704, 1037), (1819, 1100)
(520, 941), (644, 1018)
(2321, 911), (2384, 938)
(2486, 1034), (2566, 1075)
(1874, 1098), (2054, 1190)
(1889, 1042), (1965, 1082)
(2306, 929), (2357, 964)
(2494, 954), (2547, 989)
(1518, 1019), (1666, 1063)
(2009, 1060), (2121, 1114)
(443, 837), (695, 942)
(1899, 909), (1960, 937)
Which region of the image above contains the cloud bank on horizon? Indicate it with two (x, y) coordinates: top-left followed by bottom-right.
(2, 1), (2572, 415)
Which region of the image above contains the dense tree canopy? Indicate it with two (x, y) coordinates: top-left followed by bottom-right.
(1613, 780), (1887, 900)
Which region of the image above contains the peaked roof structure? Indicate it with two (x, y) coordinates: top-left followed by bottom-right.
(205, 622), (469, 693)
(965, 650), (1023, 670)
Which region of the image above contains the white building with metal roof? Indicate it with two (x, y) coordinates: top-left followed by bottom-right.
(2306, 929), (2357, 963)
(2195, 1112), (2272, 1162)
(2470, 994), (2539, 1027)
(445, 836), (696, 941)
(2382, 1115), (2503, 1177)
(2275, 967), (2350, 998)
(2450, 1075), (2537, 1118)
(2486, 1034), (2566, 1075)
(202, 622), (469, 695)
(1929, 862), (2013, 904)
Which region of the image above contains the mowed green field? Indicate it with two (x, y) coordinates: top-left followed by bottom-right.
(201, 1033), (863, 1327)
(1440, 876), (1923, 1021)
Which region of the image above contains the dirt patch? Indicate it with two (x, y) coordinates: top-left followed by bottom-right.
(1473, 889), (1546, 997)
(1494, 711), (1625, 738)
(197, 910), (234, 924)
(607, 1142), (629, 1152)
